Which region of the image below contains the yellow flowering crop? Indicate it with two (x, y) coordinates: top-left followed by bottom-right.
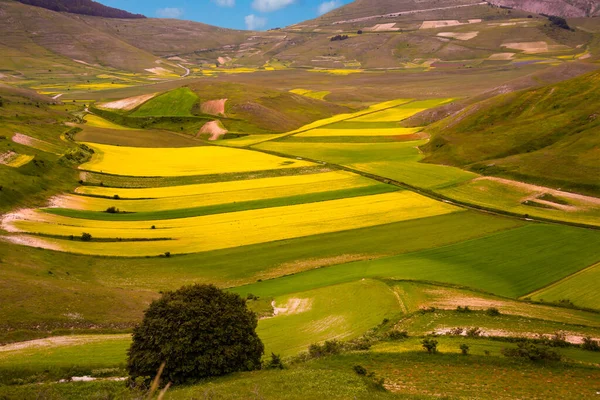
(8, 192), (461, 256)
(79, 144), (315, 177)
(60, 172), (375, 212)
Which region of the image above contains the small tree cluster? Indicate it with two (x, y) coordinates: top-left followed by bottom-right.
(548, 16), (572, 30)
(422, 338), (438, 354)
(264, 353), (284, 370)
(486, 307), (501, 316)
(81, 232), (92, 241)
(330, 34), (349, 41)
(456, 306), (471, 313)
(582, 337), (600, 352)
(501, 342), (561, 361)
(386, 330), (409, 340)
(105, 206), (120, 214)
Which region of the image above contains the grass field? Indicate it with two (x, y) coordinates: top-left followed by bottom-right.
(232, 224), (600, 299)
(129, 87), (198, 117)
(259, 279), (401, 356)
(529, 262), (600, 310)
(79, 144), (315, 177)
(297, 127), (422, 137)
(255, 141), (477, 189)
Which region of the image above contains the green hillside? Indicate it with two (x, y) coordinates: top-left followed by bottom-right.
(422, 70), (600, 195)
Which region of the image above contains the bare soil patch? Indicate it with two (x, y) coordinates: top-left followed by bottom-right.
(272, 298), (313, 316)
(437, 32), (479, 41)
(502, 41), (549, 53)
(201, 99), (227, 116)
(97, 93), (158, 111)
(199, 121), (228, 141)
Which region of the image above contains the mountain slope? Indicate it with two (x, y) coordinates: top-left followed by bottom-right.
(16, 0), (146, 18)
(488, 0), (600, 17)
(422, 71), (600, 195)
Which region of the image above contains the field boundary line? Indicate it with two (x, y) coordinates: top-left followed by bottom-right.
(520, 262), (600, 300)
(245, 146), (600, 231)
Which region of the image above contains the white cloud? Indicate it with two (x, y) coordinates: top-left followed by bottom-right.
(252, 0), (295, 13)
(212, 0), (235, 7)
(317, 0), (342, 15)
(245, 14), (267, 30)
(156, 7), (184, 18)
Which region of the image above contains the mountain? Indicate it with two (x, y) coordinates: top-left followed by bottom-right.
(316, 0), (600, 22)
(16, 0), (146, 18)
(488, 0), (600, 17)
(422, 70), (600, 195)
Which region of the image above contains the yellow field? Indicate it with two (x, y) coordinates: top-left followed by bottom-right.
(79, 144), (315, 177)
(84, 115), (134, 130)
(298, 127), (422, 137)
(290, 89), (331, 100)
(57, 172), (376, 212)
(350, 99), (454, 122)
(279, 99), (414, 135)
(308, 69), (364, 75)
(220, 134), (283, 147)
(7, 192), (460, 256)
(6, 154), (34, 168)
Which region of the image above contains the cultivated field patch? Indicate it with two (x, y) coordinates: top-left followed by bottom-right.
(79, 144), (315, 177)
(96, 93), (157, 111)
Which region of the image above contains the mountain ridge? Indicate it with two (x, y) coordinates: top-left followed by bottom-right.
(15, 0), (146, 18)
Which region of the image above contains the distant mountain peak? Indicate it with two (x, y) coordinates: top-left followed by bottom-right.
(16, 0), (146, 19)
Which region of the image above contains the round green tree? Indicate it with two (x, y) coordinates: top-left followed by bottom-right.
(127, 284), (264, 384)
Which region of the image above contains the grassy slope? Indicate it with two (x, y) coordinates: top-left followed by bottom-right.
(422, 71), (600, 196)
(0, 89), (80, 213)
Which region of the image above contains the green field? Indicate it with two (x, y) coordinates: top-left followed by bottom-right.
(529, 263), (600, 309)
(130, 87), (198, 117)
(232, 224), (600, 299)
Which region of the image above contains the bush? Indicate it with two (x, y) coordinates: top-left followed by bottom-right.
(448, 327), (464, 336)
(164, 251), (171, 258)
(81, 232), (92, 241)
(466, 327), (482, 337)
(456, 306), (471, 313)
(127, 284), (264, 384)
(264, 353), (284, 370)
(113, 194), (120, 199)
(548, 15), (571, 30)
(105, 206), (119, 214)
(330, 34), (349, 41)
(308, 340), (343, 358)
(582, 337), (600, 352)
(486, 307), (501, 316)
(501, 342), (561, 361)
(422, 338), (438, 354)
(353, 365), (367, 375)
(460, 344), (470, 355)
(386, 330), (409, 340)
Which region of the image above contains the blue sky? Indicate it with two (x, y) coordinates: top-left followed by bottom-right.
(99, 0), (352, 30)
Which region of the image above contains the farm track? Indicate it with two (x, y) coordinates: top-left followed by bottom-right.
(246, 145), (600, 231)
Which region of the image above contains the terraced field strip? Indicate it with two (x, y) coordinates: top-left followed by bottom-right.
(80, 166), (332, 188)
(232, 224), (600, 299)
(259, 279), (402, 356)
(79, 144), (315, 177)
(45, 185), (397, 221)
(297, 127), (422, 137)
(48, 172), (387, 213)
(348, 99), (454, 123)
(528, 262), (600, 310)
(11, 133), (63, 155)
(248, 99), (414, 145)
(84, 115), (135, 131)
(4, 191), (461, 256)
